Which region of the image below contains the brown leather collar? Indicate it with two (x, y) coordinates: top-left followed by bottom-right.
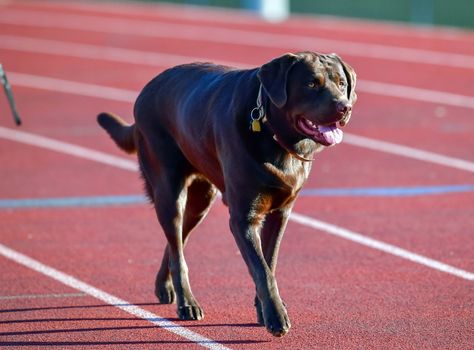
(271, 132), (314, 162)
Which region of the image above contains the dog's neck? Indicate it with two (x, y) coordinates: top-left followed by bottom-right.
(254, 84), (319, 162)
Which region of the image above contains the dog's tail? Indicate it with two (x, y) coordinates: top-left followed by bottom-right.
(97, 112), (136, 154)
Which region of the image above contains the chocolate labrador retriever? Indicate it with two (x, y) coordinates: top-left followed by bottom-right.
(97, 52), (356, 337)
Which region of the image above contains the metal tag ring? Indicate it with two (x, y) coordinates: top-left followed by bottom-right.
(250, 107), (264, 121)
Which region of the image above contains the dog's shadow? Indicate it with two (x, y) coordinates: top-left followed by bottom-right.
(0, 302), (269, 346)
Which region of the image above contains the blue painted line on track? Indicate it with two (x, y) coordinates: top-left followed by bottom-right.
(0, 195), (148, 209)
(1, 185), (473, 209)
(299, 184), (474, 197)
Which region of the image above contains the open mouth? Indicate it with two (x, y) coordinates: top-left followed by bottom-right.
(296, 117), (343, 146)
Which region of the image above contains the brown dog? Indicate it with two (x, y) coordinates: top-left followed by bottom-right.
(98, 52), (356, 337)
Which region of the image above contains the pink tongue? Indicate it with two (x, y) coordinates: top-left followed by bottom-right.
(319, 125), (343, 145)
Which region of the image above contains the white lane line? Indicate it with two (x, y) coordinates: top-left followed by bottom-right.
(0, 292), (87, 300)
(0, 244), (231, 350)
(344, 134), (474, 173)
(0, 35), (245, 69)
(2, 35), (474, 109)
(1, 9), (474, 70)
(357, 80), (474, 109)
(0, 126), (138, 172)
(289, 213), (474, 281)
(4, 73), (474, 173)
(1, 130), (472, 282)
(8, 72), (137, 103)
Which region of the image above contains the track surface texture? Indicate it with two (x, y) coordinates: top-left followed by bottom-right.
(0, 1), (473, 349)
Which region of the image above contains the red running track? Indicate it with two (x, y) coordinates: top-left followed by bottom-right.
(0, 1), (473, 349)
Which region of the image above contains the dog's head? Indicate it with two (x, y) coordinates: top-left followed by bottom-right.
(258, 52), (357, 147)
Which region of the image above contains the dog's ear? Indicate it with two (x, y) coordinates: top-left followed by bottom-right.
(342, 61), (357, 105)
(340, 59), (357, 126)
(331, 54), (357, 105)
(258, 53), (299, 108)
(329, 53), (357, 126)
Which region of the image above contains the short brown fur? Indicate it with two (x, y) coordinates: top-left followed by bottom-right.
(97, 52), (356, 337)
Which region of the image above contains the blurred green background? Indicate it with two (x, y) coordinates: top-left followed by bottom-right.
(133, 0), (474, 29)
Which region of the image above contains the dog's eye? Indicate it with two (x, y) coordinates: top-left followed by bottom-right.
(307, 81), (316, 88)
(339, 81), (347, 88)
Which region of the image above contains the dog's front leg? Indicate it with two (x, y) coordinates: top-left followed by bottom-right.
(229, 208), (291, 337)
(261, 204), (294, 274)
(254, 204), (294, 326)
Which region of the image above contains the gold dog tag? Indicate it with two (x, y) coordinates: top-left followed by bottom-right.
(251, 119), (261, 132)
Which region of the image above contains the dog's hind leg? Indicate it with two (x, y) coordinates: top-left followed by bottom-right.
(155, 245), (175, 304)
(153, 174), (205, 320)
(155, 178), (217, 304)
(155, 180), (205, 320)
(136, 131), (205, 320)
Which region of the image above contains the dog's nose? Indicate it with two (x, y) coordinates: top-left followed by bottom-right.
(336, 101), (352, 116)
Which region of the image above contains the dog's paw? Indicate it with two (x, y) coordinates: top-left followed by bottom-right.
(262, 301), (291, 337)
(177, 304), (204, 320)
(155, 281), (176, 304)
(265, 313), (291, 337)
(255, 297), (287, 327)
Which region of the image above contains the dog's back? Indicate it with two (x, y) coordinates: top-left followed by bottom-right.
(134, 63), (258, 129)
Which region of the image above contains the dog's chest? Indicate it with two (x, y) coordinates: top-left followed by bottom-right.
(261, 160), (311, 208)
